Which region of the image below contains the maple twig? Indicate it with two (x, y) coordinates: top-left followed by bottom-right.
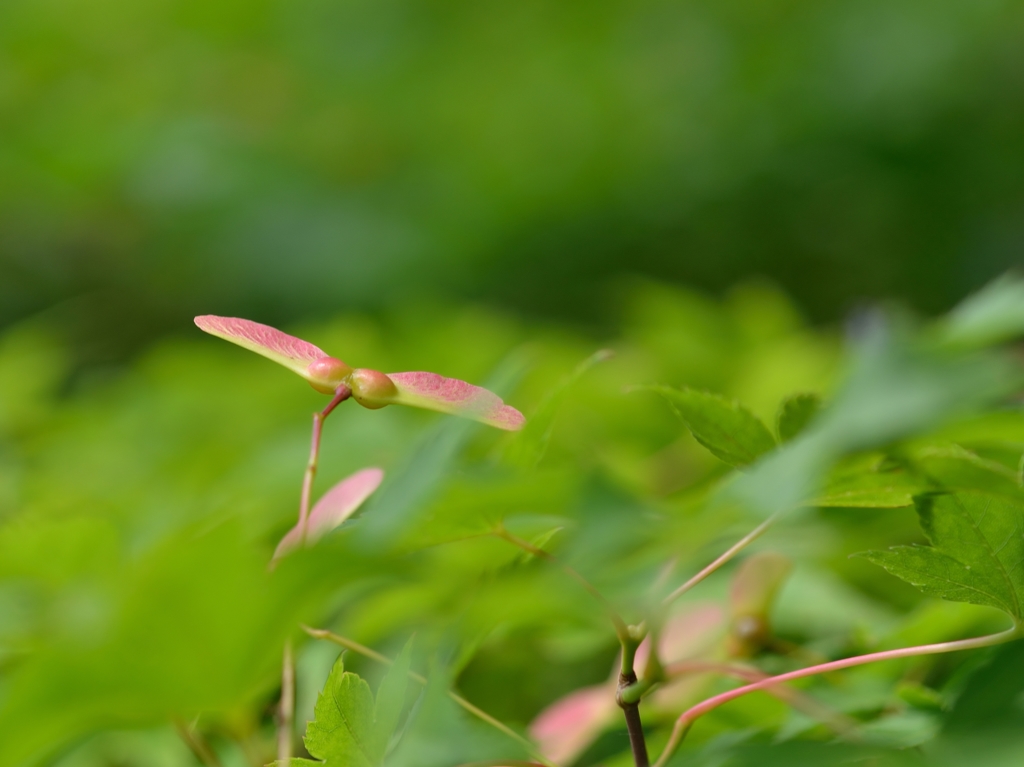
(653, 626), (1020, 767)
(617, 666), (650, 767)
(301, 626), (558, 767)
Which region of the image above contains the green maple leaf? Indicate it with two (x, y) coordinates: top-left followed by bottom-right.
(279, 641), (413, 767)
(859, 490), (1024, 622)
(776, 392), (822, 443)
(812, 454), (920, 508)
(647, 386), (777, 468)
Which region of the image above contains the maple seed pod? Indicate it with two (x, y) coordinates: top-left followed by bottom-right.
(305, 357), (353, 394)
(348, 368), (399, 409)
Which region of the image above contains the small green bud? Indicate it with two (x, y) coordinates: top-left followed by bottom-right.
(305, 357), (353, 394)
(348, 368), (399, 409)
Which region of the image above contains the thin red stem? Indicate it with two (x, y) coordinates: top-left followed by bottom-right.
(653, 626), (1019, 767)
(297, 385), (351, 544)
(280, 384), (351, 758)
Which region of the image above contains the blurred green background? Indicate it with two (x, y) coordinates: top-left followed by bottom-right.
(3, 1), (1024, 766)
(2, 0), (1023, 360)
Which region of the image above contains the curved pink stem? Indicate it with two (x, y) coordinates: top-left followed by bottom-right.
(663, 661), (858, 739)
(653, 626), (1019, 767)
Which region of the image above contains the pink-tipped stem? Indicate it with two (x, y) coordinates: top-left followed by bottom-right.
(290, 385), (354, 551)
(652, 626), (1020, 767)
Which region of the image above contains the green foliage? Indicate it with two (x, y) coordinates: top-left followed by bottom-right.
(1, 277), (1024, 766)
(813, 454), (918, 508)
(775, 393), (821, 443)
(938, 275), (1024, 349)
(282, 644), (412, 767)
(860, 491), (1024, 622)
(647, 387), (777, 468)
(299, 660), (376, 767)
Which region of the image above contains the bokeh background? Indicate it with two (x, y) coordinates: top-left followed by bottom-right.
(2, 0), (1023, 360)
(3, 2), (1024, 767)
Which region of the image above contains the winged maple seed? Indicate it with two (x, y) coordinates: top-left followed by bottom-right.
(194, 315), (525, 430)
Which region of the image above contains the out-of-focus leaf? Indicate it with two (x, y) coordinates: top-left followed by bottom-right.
(776, 393), (822, 443)
(0, 521), (338, 766)
(813, 479), (918, 508)
(529, 685), (614, 765)
(506, 348), (613, 468)
(896, 681), (944, 711)
(647, 387), (776, 467)
(938, 274), (1024, 349)
(859, 491), (1024, 620)
(730, 320), (1022, 517)
(942, 640), (1024, 734)
(373, 638), (414, 756)
(912, 445), (1024, 499)
(396, 468), (576, 551)
(703, 741), (925, 767)
(387, 666), (517, 767)
(812, 455), (919, 508)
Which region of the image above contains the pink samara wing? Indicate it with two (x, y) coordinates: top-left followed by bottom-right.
(386, 372), (525, 431)
(194, 315), (329, 379)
